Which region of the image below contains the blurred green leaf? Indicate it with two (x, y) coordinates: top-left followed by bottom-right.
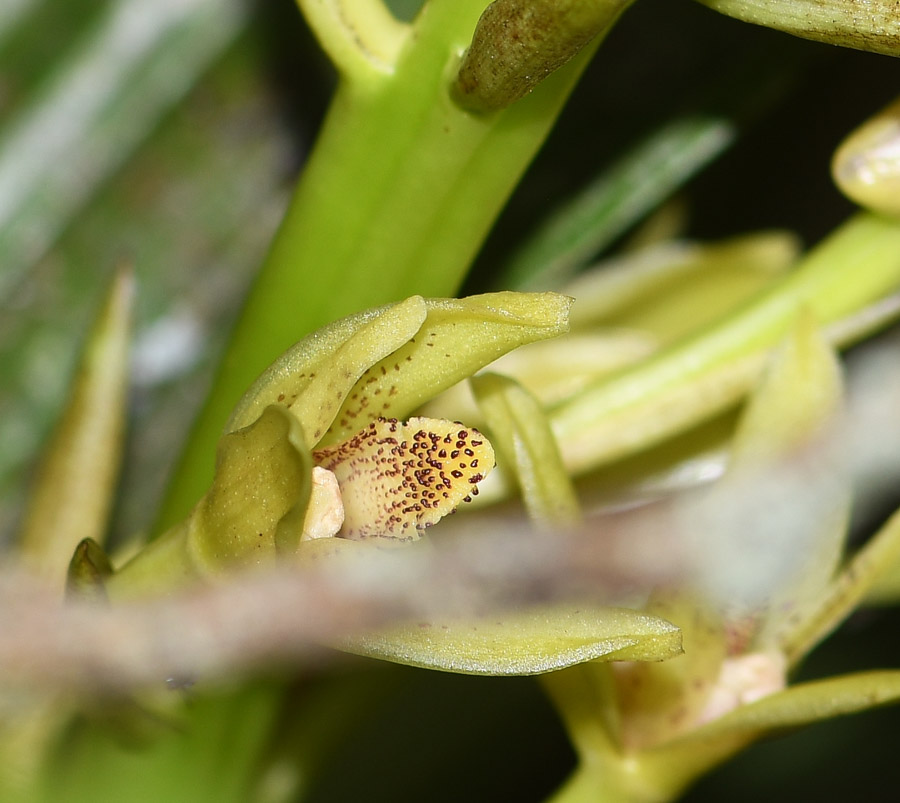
(500, 115), (736, 290)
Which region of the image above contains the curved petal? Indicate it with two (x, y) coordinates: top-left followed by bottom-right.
(343, 604), (681, 676)
(227, 296), (428, 446)
(320, 292), (572, 445)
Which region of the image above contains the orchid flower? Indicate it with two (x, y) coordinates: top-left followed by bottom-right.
(473, 310), (900, 801)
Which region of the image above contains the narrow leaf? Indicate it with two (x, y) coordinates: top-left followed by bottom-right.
(18, 268), (133, 586)
(500, 115), (735, 289)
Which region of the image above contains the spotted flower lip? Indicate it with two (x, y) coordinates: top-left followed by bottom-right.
(313, 416), (494, 541)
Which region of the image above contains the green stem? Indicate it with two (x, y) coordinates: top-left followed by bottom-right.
(157, 0), (602, 531)
(541, 665), (681, 803)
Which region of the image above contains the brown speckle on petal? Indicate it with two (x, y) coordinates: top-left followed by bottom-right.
(313, 417), (495, 541)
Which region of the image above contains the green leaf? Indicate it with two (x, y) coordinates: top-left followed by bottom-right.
(18, 269), (133, 586)
(0, 0), (247, 293)
(500, 115), (736, 289)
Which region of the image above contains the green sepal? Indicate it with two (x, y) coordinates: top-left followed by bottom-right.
(645, 670), (900, 794)
(471, 371), (580, 526)
(563, 232), (799, 343)
(226, 296), (428, 446)
(296, 538), (681, 675)
(188, 406), (313, 571)
(344, 604), (681, 676)
(727, 312), (848, 653)
(319, 292), (572, 446)
(65, 538), (114, 603)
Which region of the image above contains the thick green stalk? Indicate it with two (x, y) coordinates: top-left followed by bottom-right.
(158, 0), (604, 530)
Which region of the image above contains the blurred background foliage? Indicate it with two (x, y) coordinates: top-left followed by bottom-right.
(3, 0), (900, 799)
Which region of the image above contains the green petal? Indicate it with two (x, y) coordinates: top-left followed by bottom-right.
(564, 233), (799, 343)
(551, 213), (900, 477)
(471, 372), (580, 526)
(695, 0), (900, 56)
(111, 405), (315, 597)
(344, 604), (681, 676)
(18, 269), (133, 586)
(833, 96), (900, 219)
(313, 417), (495, 541)
(731, 309), (843, 466)
(319, 292), (572, 446)
(645, 670), (900, 790)
(729, 312), (848, 652)
(226, 296), (428, 447)
(417, 331), (654, 426)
